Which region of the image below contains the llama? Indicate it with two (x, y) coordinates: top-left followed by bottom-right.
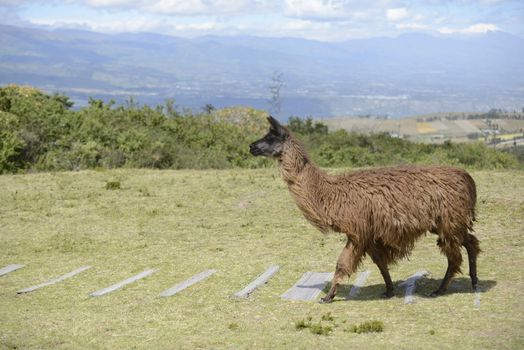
(249, 116), (480, 303)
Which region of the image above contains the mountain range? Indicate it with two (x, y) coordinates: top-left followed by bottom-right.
(1, 24), (523, 118)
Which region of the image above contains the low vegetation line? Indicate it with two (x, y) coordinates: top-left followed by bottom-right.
(1, 84), (522, 174)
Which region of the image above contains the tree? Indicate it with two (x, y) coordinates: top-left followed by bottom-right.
(202, 104), (216, 114)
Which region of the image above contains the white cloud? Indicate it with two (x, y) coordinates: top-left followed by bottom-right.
(281, 18), (331, 31)
(84, 0), (142, 7)
(5, 1), (520, 41)
(173, 21), (219, 31)
(29, 16), (169, 33)
(479, 0), (505, 3)
(79, 0), (271, 16)
(463, 23), (500, 33)
(284, 0), (346, 19)
(386, 7), (409, 21)
(412, 13), (424, 21)
(439, 23), (500, 34)
(144, 0), (209, 16)
(0, 0), (24, 4)
(396, 23), (428, 30)
(28, 12), (246, 37)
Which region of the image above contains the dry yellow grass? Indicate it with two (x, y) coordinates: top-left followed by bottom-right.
(498, 133), (523, 141)
(416, 122), (438, 134)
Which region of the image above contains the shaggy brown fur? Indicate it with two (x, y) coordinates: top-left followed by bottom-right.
(249, 116), (480, 302)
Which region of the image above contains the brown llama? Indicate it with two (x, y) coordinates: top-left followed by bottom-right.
(249, 116), (480, 303)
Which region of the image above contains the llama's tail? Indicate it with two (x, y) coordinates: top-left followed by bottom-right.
(463, 170), (477, 226)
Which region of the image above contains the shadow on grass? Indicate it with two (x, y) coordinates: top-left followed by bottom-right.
(326, 277), (496, 302)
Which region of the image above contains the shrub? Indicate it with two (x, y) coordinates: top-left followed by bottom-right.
(0, 85), (521, 173)
(0, 112), (25, 173)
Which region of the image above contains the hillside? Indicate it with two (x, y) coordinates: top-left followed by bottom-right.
(322, 111), (524, 145)
(1, 24), (524, 117)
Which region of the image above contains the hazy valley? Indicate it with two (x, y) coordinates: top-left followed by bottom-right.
(1, 24), (523, 118)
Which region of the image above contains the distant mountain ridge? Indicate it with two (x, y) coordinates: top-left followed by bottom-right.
(1, 24), (523, 118)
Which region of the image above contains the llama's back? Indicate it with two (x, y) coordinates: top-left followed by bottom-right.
(329, 165), (476, 249)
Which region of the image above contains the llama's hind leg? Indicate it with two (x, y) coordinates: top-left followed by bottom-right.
(321, 241), (364, 303)
(432, 237), (463, 297)
(463, 233), (481, 290)
(370, 245), (394, 298)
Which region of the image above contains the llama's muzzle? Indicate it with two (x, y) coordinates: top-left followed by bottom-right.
(249, 143), (262, 156)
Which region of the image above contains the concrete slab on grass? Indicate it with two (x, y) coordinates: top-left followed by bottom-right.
(0, 264), (24, 277)
(233, 265), (280, 298)
(347, 270), (372, 299)
(281, 271), (333, 301)
(159, 269), (217, 297)
(474, 286), (481, 308)
(17, 266), (92, 294)
(399, 270), (429, 304)
(90, 268), (157, 297)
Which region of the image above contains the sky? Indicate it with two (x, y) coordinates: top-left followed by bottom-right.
(0, 0), (523, 41)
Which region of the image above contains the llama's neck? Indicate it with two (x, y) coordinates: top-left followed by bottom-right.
(278, 137), (331, 232)
(277, 137), (323, 184)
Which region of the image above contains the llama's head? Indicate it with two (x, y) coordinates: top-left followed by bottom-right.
(249, 116), (290, 158)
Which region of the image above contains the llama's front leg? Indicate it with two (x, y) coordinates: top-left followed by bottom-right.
(320, 241), (363, 303)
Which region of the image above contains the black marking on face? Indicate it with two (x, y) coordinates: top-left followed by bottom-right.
(249, 116), (289, 158)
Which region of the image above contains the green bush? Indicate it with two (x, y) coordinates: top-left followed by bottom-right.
(0, 111), (25, 173)
(0, 85), (521, 174)
(504, 145), (524, 164)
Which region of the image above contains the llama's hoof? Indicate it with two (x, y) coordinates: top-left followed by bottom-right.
(319, 296), (334, 304)
(382, 291), (394, 299)
(429, 290), (444, 297)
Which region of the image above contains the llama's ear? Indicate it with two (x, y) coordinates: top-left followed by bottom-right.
(267, 116), (288, 137)
(267, 116), (280, 129)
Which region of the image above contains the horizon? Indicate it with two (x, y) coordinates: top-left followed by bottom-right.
(1, 1), (523, 42)
(2, 22), (523, 118)
(2, 22), (523, 44)
(1, 1), (523, 119)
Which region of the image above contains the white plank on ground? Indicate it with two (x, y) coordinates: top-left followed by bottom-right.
(474, 286), (481, 308)
(159, 269), (217, 297)
(0, 264), (24, 277)
(346, 270), (372, 299)
(399, 270), (429, 304)
(233, 265), (280, 298)
(17, 266), (92, 294)
(90, 268), (157, 297)
(281, 272), (333, 301)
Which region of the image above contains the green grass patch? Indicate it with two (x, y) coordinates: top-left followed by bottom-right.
(309, 323), (333, 336)
(105, 179), (122, 190)
(228, 323), (239, 331)
(295, 314), (335, 336)
(296, 313), (383, 336)
(321, 311), (335, 322)
(0, 168), (523, 349)
(345, 320), (384, 334)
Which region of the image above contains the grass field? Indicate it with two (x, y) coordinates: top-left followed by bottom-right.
(322, 115), (524, 144)
(1, 168), (523, 349)
(416, 122), (437, 134)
